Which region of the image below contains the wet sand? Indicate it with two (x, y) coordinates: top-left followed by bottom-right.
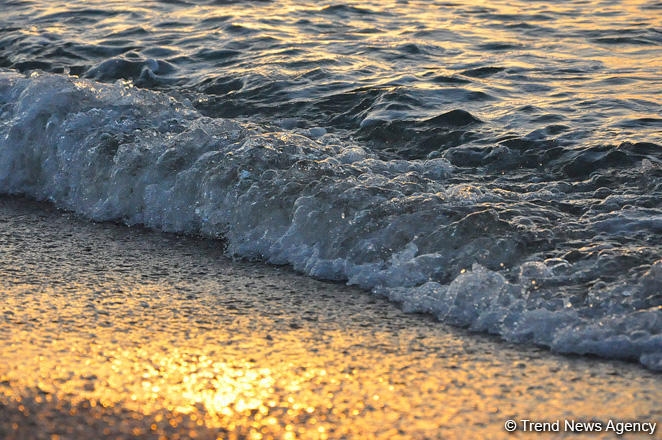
(0, 195), (660, 439)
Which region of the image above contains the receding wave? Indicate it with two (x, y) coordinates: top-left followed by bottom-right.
(1, 71), (661, 370)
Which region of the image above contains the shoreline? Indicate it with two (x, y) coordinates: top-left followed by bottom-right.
(0, 195), (660, 439)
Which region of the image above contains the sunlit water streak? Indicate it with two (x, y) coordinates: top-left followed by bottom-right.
(0, 0), (661, 371)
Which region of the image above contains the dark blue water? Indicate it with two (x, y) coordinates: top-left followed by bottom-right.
(1, 0), (661, 370)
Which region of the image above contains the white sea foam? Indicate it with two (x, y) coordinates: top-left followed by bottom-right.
(1, 71), (660, 370)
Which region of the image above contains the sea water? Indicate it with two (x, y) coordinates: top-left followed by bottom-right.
(0, 0), (660, 370)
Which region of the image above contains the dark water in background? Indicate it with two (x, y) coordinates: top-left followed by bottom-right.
(0, 0), (661, 369)
(3, 0), (661, 148)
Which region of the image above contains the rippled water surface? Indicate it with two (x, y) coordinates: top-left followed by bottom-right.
(1, 0), (661, 369)
(3, 0), (661, 146)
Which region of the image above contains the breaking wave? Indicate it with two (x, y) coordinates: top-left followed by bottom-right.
(1, 71), (661, 370)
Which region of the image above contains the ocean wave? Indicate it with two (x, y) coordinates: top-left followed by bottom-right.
(1, 70), (660, 370)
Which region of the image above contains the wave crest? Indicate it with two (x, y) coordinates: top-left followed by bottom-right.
(1, 71), (660, 370)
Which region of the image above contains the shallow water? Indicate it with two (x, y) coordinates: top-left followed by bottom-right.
(0, 0), (661, 370)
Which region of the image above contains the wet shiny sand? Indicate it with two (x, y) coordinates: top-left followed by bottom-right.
(0, 196), (660, 439)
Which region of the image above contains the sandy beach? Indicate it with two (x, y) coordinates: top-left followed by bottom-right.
(0, 195), (660, 439)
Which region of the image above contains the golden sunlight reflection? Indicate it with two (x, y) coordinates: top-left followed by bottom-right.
(2, 278), (660, 439)
(31, 0), (662, 121)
